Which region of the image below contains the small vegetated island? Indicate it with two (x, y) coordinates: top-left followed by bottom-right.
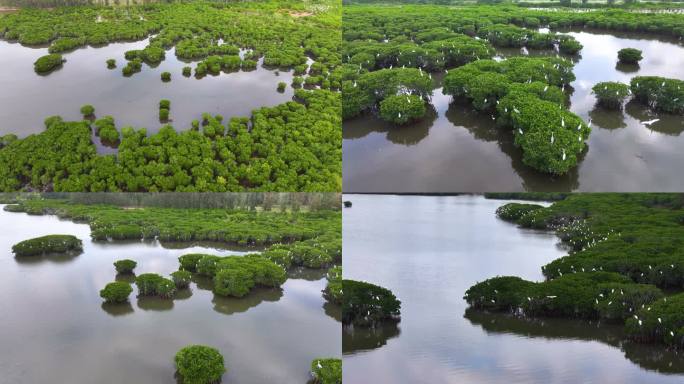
(465, 193), (684, 350)
(342, 279), (401, 327)
(0, 0), (341, 192)
(342, 4), (684, 175)
(11, 234), (82, 256)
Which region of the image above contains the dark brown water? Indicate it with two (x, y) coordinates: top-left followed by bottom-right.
(0, 206), (340, 384)
(343, 31), (684, 192)
(343, 194), (684, 383)
(0, 38), (297, 136)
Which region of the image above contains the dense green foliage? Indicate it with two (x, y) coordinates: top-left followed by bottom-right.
(0, 89), (341, 192)
(170, 270), (191, 289)
(465, 273), (663, 321)
(135, 273), (176, 299)
(442, 57), (588, 175)
(99, 281), (133, 303)
(174, 345), (225, 384)
(33, 53), (64, 73)
(211, 255), (286, 297)
(106, 58), (116, 69)
(342, 279), (401, 326)
(323, 265), (342, 305)
(11, 234), (82, 256)
(161, 71), (171, 82)
(310, 358), (342, 384)
(495, 202), (544, 222)
(625, 293), (684, 347)
(113, 258), (136, 274)
(1, 0), (340, 88)
(6, 198), (340, 250)
(379, 94), (426, 125)
(592, 81), (630, 109)
(80, 104), (95, 117)
(618, 48), (643, 64)
(630, 76), (684, 115)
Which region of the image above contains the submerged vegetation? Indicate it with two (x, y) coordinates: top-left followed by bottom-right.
(174, 345), (225, 384)
(0, 89), (341, 192)
(469, 194), (684, 349)
(342, 279), (401, 327)
(11, 234), (82, 256)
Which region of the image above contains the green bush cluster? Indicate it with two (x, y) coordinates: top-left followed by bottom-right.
(124, 45), (166, 65)
(323, 266), (342, 304)
(625, 293), (684, 347)
(277, 82), (287, 92)
(33, 54), (65, 74)
(179, 254), (205, 272)
(592, 81), (631, 109)
(114, 259), (137, 274)
(161, 71), (171, 82)
(171, 270), (192, 289)
(630, 76), (684, 115)
(93, 116), (119, 145)
(379, 94), (426, 125)
(261, 234), (341, 269)
(174, 345), (225, 384)
(80, 104), (95, 118)
(182, 66), (192, 77)
(106, 59), (116, 69)
(342, 279), (401, 326)
(442, 57), (588, 175)
(48, 36), (86, 53)
(211, 255), (286, 297)
(465, 272), (662, 320)
(310, 358), (342, 384)
(99, 281), (133, 303)
(135, 273), (176, 299)
(495, 202), (544, 222)
(122, 59), (142, 77)
(0, 89), (340, 192)
(12, 234), (82, 256)
(618, 48), (643, 64)
(195, 55), (244, 76)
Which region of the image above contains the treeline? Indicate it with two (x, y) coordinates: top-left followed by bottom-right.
(0, 0), (166, 7)
(0, 192), (342, 210)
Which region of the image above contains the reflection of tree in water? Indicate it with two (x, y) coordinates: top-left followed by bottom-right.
(324, 301), (342, 322)
(615, 62), (640, 74)
(175, 287), (193, 301)
(589, 106), (627, 130)
(137, 296), (174, 311)
(446, 101), (581, 191)
(343, 322), (401, 355)
(101, 301), (134, 317)
(211, 287), (282, 316)
(13, 250), (82, 265)
(288, 267), (327, 281)
(343, 105), (437, 146)
(464, 308), (684, 374)
(625, 100), (684, 136)
(115, 273), (136, 284)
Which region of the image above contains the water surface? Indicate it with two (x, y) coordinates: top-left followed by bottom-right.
(343, 194), (684, 383)
(0, 206), (339, 384)
(343, 30), (684, 192)
(0, 38), (296, 136)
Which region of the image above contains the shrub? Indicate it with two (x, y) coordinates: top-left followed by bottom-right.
(197, 255), (222, 277)
(99, 124), (120, 145)
(159, 108), (170, 121)
(310, 358), (342, 384)
(135, 273), (176, 299)
(99, 281), (133, 303)
(558, 36), (583, 55)
(179, 253), (205, 271)
(171, 270), (192, 288)
(174, 345), (225, 384)
(214, 268), (255, 297)
(182, 66), (192, 77)
(159, 99), (171, 110)
(80, 104), (95, 117)
(161, 71), (171, 82)
(114, 259), (137, 274)
(379, 94), (426, 125)
(630, 76), (684, 115)
(342, 279), (401, 326)
(12, 234), (82, 256)
(241, 59), (257, 70)
(324, 266), (343, 304)
(495, 203), (544, 222)
(277, 82), (287, 92)
(618, 48), (643, 64)
(626, 293), (684, 347)
(592, 82), (630, 109)
(106, 59), (116, 69)
(34, 54), (65, 74)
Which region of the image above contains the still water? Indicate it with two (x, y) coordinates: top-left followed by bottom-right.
(343, 194), (684, 384)
(343, 30), (684, 192)
(0, 206), (339, 384)
(0, 38), (295, 136)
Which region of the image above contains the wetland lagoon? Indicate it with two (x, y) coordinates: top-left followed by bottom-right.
(342, 5), (684, 192)
(343, 194), (684, 384)
(0, 195), (341, 383)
